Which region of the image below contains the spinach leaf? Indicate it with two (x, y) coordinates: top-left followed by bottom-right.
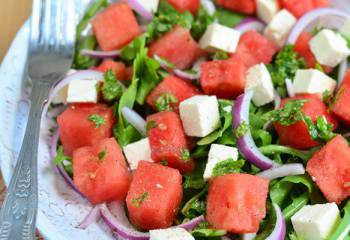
(216, 8), (245, 28)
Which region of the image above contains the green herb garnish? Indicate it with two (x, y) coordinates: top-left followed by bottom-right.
(131, 192), (149, 208)
(102, 70), (123, 102)
(154, 93), (178, 112)
(87, 114), (106, 128)
(180, 149), (191, 162)
(212, 159), (245, 177)
(265, 100), (307, 126)
(98, 149), (107, 161)
(235, 121), (249, 138)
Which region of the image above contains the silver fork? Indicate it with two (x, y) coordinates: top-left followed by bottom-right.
(0, 0), (75, 239)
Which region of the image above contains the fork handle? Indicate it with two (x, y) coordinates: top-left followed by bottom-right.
(0, 82), (50, 240)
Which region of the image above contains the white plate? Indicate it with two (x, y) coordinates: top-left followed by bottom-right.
(0, 2), (116, 240)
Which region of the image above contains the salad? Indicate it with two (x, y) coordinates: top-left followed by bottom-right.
(47, 0), (350, 239)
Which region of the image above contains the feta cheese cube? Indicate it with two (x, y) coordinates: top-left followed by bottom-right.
(66, 79), (99, 103)
(341, 18), (350, 35)
(245, 63), (274, 106)
(134, 0), (159, 14)
(203, 144), (238, 180)
(51, 69), (77, 104)
(123, 138), (153, 170)
(179, 95), (221, 137)
(293, 69), (337, 95)
(264, 9), (296, 47)
(150, 228), (194, 240)
(310, 29), (350, 67)
(257, 0), (280, 23)
(291, 203), (341, 240)
(199, 23), (241, 53)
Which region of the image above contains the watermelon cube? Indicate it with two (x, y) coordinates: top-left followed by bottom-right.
(73, 138), (131, 204)
(92, 3), (142, 51)
(331, 70), (350, 125)
(57, 104), (115, 156)
(274, 94), (338, 149)
(232, 30), (278, 69)
(94, 59), (128, 81)
(148, 26), (206, 69)
(207, 173), (269, 233)
(307, 135), (350, 204)
(200, 57), (246, 99)
(216, 0), (256, 14)
(167, 0), (200, 15)
(146, 75), (201, 112)
(146, 111), (195, 173)
(280, 0), (330, 18)
(126, 161), (183, 230)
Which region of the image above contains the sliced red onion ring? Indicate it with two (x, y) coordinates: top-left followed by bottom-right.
(232, 90), (277, 170)
(192, 57), (207, 73)
(50, 128), (86, 198)
(121, 107), (147, 137)
(81, 49), (121, 58)
(285, 78), (295, 97)
(287, 8), (349, 45)
(200, 0), (216, 16)
(154, 55), (172, 69)
(273, 90), (282, 110)
(77, 204), (102, 229)
(257, 163), (305, 180)
(265, 203), (286, 240)
(123, 0), (155, 21)
(235, 17), (266, 33)
(101, 201), (205, 240)
(242, 233), (257, 240)
(173, 69), (200, 80)
(338, 59), (348, 85)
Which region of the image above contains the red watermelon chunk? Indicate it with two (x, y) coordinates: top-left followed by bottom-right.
(307, 135), (350, 204)
(94, 59), (128, 80)
(207, 173), (269, 233)
(92, 3), (142, 51)
(73, 138), (131, 204)
(148, 26), (206, 70)
(200, 57), (246, 99)
(146, 75), (201, 112)
(274, 94), (338, 149)
(331, 70), (350, 125)
(232, 30), (278, 68)
(167, 0), (200, 14)
(146, 111), (195, 173)
(216, 0), (256, 14)
(280, 0), (329, 18)
(126, 161), (183, 230)
(57, 104), (115, 156)
(293, 32), (332, 73)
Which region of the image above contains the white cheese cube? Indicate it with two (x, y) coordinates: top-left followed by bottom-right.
(293, 69), (337, 95)
(66, 79), (99, 103)
(203, 144), (238, 180)
(123, 138), (153, 170)
(150, 228), (194, 240)
(342, 18), (350, 35)
(179, 95), (221, 137)
(199, 23), (241, 53)
(257, 0), (280, 23)
(245, 63), (274, 106)
(51, 69), (77, 104)
(291, 203), (341, 240)
(264, 9), (296, 47)
(310, 29), (350, 67)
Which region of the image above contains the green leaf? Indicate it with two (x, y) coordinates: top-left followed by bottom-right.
(259, 145), (312, 162)
(54, 146), (72, 165)
(182, 185), (208, 218)
(191, 228), (227, 237)
(191, 5), (215, 39)
(212, 51), (229, 60)
(120, 34), (149, 61)
(329, 200), (350, 240)
(212, 159), (245, 177)
(183, 159), (206, 189)
(282, 191), (309, 221)
(87, 114), (106, 128)
(73, 35), (97, 69)
(304, 116), (336, 143)
(216, 8), (245, 28)
(102, 70), (123, 102)
(180, 148), (191, 162)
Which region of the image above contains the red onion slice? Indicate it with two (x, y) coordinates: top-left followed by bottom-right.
(77, 204), (102, 229)
(273, 90), (282, 110)
(338, 59), (348, 85)
(257, 163), (305, 180)
(285, 78), (296, 97)
(266, 203), (286, 240)
(100, 201), (205, 240)
(123, 0), (155, 21)
(241, 233), (257, 240)
(81, 49), (121, 58)
(287, 8), (349, 45)
(235, 17), (266, 33)
(121, 107), (147, 137)
(200, 0), (216, 16)
(232, 90), (277, 170)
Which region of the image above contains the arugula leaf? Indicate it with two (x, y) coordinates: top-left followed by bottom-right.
(329, 200), (350, 240)
(120, 34), (149, 61)
(87, 114), (106, 128)
(268, 45), (306, 97)
(197, 100), (233, 146)
(191, 228), (227, 237)
(259, 145), (312, 162)
(54, 146), (72, 165)
(183, 159), (206, 189)
(212, 159), (245, 177)
(102, 70), (123, 102)
(216, 8), (245, 28)
(182, 185), (208, 218)
(154, 93), (178, 112)
(191, 5), (215, 39)
(282, 191), (309, 221)
(265, 99), (307, 126)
